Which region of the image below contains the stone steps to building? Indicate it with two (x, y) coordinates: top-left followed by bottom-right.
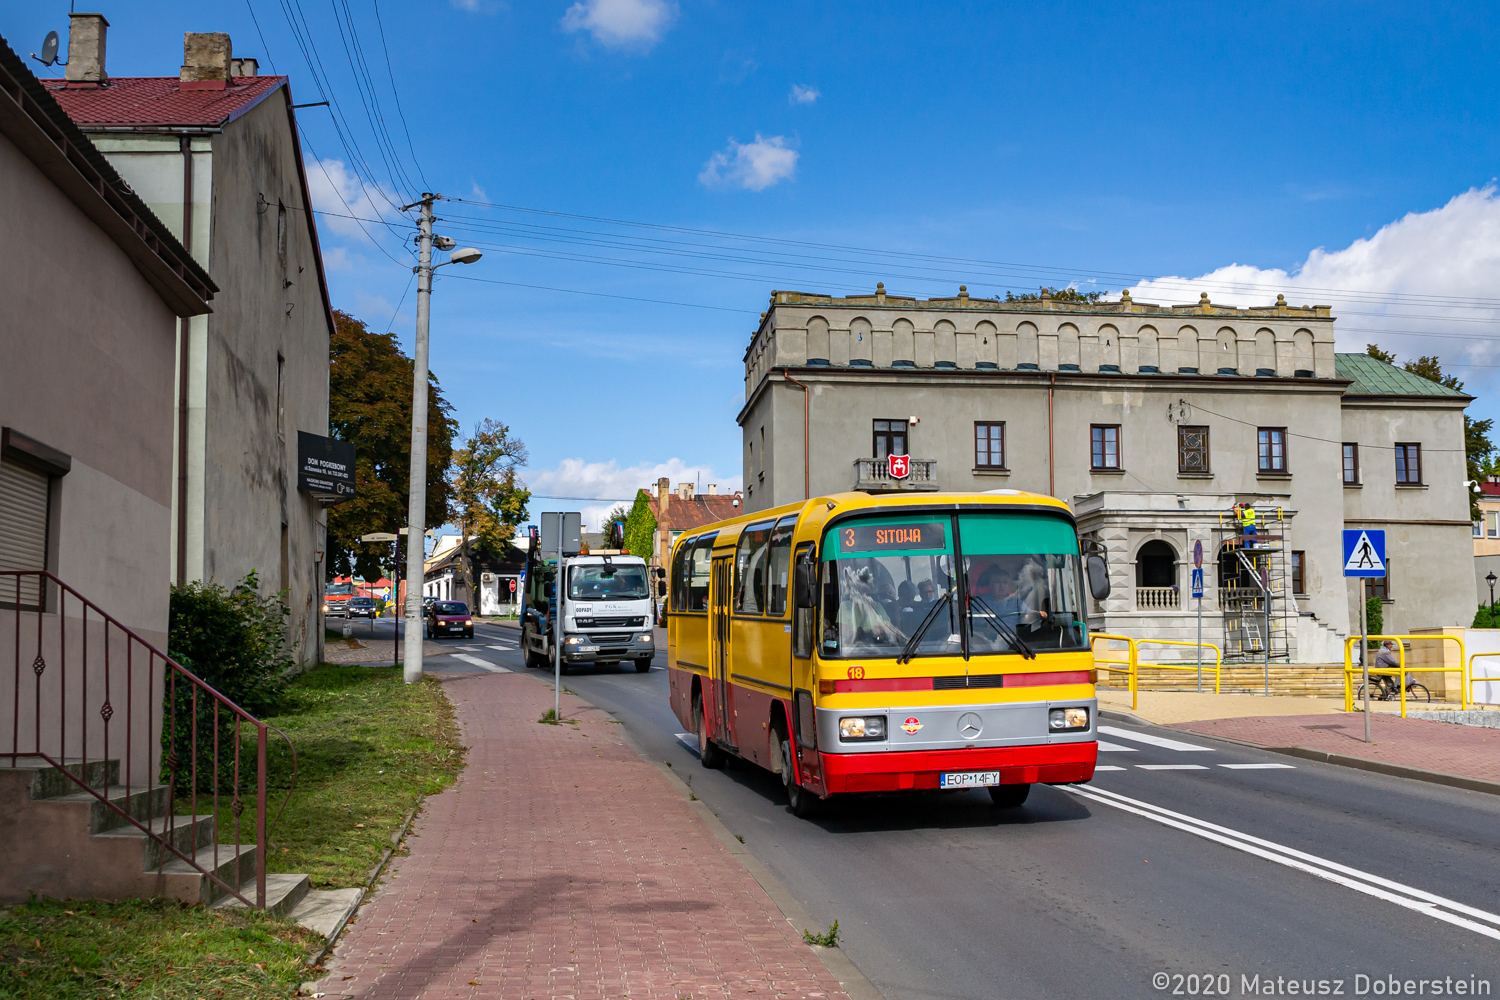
(214, 872), (314, 918)
(1100, 663), (1351, 696)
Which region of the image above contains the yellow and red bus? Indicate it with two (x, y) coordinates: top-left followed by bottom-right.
(666, 490), (1107, 815)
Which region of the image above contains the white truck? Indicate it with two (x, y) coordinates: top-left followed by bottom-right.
(520, 552), (657, 673)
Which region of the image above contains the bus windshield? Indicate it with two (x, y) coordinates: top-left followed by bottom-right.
(820, 512), (1088, 658)
(569, 564), (649, 601)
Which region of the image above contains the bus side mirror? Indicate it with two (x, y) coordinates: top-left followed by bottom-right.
(1086, 553), (1111, 601)
(794, 558), (817, 609)
(656, 580), (667, 598)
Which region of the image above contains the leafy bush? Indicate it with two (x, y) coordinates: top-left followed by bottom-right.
(1475, 604), (1498, 629)
(165, 572), (292, 789)
(1365, 596), (1384, 649)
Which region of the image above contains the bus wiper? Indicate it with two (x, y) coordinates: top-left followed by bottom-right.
(898, 592), (951, 665)
(968, 595), (1036, 660)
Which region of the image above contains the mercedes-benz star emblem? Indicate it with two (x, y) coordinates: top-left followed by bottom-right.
(957, 712), (983, 739)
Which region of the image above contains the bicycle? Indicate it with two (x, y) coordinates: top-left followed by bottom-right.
(1356, 674), (1430, 703)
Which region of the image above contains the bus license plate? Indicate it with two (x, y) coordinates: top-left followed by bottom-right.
(939, 771), (1001, 789)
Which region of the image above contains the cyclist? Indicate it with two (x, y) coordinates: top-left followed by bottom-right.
(1372, 640), (1404, 699)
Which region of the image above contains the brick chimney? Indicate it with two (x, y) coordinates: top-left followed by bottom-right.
(230, 57), (258, 78)
(657, 477), (670, 516)
(181, 32), (232, 91)
(706, 484), (717, 495)
(65, 13), (109, 87)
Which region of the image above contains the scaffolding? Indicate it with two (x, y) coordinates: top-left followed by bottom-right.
(1217, 506), (1292, 677)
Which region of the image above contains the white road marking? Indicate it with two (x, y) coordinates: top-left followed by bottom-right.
(487, 643), (517, 651)
(1096, 740), (1138, 753)
(1097, 725), (1214, 752)
(1064, 784), (1500, 942)
(1137, 764), (1210, 770)
(1094, 765), (1127, 771)
(1220, 763), (1296, 769)
(451, 653), (510, 673)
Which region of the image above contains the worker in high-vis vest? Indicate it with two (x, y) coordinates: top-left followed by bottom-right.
(1238, 502), (1258, 544)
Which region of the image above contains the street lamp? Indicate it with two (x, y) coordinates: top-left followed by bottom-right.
(1488, 571), (1496, 628)
(400, 194), (482, 684)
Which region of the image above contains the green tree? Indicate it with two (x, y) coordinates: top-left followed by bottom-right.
(601, 504), (631, 548)
(1006, 286), (1107, 304)
(1365, 345), (1492, 518)
(622, 490), (657, 562)
(326, 310), (458, 581)
(449, 419), (531, 603)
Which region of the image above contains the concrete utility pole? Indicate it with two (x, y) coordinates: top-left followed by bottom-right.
(402, 195), (436, 684)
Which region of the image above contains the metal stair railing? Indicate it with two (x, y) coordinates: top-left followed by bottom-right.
(2, 570), (296, 908)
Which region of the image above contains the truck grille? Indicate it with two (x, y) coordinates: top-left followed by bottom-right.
(588, 632), (635, 645)
(575, 617), (645, 628)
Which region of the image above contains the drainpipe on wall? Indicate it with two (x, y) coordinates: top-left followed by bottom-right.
(783, 372), (811, 500)
(1047, 372), (1056, 497)
(175, 135), (194, 583)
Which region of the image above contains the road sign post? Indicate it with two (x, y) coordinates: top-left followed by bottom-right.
(1193, 540), (1204, 691)
(1342, 529), (1387, 744)
(542, 512), (583, 722)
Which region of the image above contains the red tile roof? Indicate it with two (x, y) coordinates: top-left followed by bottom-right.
(1481, 481), (1500, 497)
(46, 75), (285, 128)
(648, 492), (745, 533)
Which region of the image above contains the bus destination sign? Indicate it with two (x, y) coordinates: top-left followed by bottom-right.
(838, 520), (947, 554)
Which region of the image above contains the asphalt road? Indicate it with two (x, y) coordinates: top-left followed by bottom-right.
(404, 619), (1500, 1000)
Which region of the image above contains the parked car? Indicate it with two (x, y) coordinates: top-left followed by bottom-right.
(425, 600), (473, 639)
(348, 596), (378, 619)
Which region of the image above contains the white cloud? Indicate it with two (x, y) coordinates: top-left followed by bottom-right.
(471, 181), (489, 201)
(789, 84), (820, 105)
(561, 0), (676, 51)
(526, 457), (742, 532)
(306, 157), (403, 243)
(1116, 186), (1500, 370)
(699, 134), (798, 192)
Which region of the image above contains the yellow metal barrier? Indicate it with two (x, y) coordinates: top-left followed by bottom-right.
(1090, 633), (1223, 710)
(1342, 633), (1466, 716)
(1468, 652), (1500, 707)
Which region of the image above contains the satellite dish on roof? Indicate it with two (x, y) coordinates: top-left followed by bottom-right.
(32, 30), (63, 68)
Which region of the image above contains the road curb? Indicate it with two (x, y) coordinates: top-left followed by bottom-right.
(1101, 708), (1500, 797)
(511, 667), (886, 1000)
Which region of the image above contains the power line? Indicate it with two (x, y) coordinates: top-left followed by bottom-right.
(371, 0), (429, 190)
(244, 0), (279, 73)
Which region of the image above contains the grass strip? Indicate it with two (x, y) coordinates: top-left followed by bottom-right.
(205, 664), (466, 889)
(0, 897), (318, 999)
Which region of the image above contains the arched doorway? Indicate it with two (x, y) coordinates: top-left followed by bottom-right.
(1135, 540), (1178, 608)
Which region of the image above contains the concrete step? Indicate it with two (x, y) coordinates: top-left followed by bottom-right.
(161, 842), (259, 905)
(287, 887), (363, 940)
(45, 783), (171, 834)
(94, 813), (217, 869)
(213, 872), (313, 918)
(0, 757), (119, 799)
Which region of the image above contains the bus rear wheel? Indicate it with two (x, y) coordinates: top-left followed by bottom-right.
(988, 783), (1031, 809)
(779, 732), (817, 818)
(694, 692), (726, 770)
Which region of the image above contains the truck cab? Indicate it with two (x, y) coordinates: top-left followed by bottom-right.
(521, 553), (657, 673)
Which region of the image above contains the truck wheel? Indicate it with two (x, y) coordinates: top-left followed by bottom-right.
(694, 691), (725, 770)
(988, 783), (1031, 808)
(522, 627), (544, 669)
(634, 658), (652, 673)
(779, 732), (817, 818)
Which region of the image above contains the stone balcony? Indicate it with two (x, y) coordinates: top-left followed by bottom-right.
(853, 457), (939, 492)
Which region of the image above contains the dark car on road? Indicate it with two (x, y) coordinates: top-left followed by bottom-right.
(425, 601), (473, 639)
(348, 596), (378, 619)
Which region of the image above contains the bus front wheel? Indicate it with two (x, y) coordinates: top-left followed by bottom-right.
(988, 783), (1031, 809)
(779, 733), (817, 818)
(694, 692), (726, 770)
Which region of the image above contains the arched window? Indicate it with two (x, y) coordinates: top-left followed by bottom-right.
(1135, 540), (1177, 588)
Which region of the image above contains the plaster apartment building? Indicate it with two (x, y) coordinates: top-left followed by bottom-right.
(736, 286), (1474, 662)
(0, 31), (214, 791)
(49, 17), (336, 666)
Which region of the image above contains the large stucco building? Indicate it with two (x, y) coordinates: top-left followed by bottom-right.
(737, 286), (1474, 662)
(50, 19), (335, 666)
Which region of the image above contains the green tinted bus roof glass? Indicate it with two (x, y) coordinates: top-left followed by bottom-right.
(958, 513), (1078, 555)
(823, 517), (951, 560)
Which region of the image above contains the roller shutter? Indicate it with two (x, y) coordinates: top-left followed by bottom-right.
(0, 457), (49, 607)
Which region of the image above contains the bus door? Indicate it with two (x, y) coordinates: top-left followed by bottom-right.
(709, 555), (736, 750)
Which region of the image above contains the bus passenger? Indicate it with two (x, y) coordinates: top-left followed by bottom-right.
(840, 564), (904, 646)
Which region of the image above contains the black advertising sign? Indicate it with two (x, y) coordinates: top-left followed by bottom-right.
(296, 432), (356, 506)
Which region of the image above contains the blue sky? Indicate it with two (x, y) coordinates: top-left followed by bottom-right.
(14, 1), (1500, 530)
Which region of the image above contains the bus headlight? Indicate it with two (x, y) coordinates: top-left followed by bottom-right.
(1049, 707), (1090, 732)
(839, 716), (886, 741)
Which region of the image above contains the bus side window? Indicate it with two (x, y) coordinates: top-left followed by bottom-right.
(792, 543), (815, 658)
(671, 537), (691, 610)
(767, 515), (796, 617)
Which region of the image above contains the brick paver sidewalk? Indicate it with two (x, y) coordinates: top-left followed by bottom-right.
(1172, 714), (1500, 784)
(312, 672), (849, 1000)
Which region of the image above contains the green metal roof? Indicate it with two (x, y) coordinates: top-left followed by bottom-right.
(1335, 352), (1470, 398)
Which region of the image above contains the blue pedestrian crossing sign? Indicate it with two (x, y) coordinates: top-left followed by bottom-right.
(1342, 529), (1386, 577)
(1190, 567), (1204, 599)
